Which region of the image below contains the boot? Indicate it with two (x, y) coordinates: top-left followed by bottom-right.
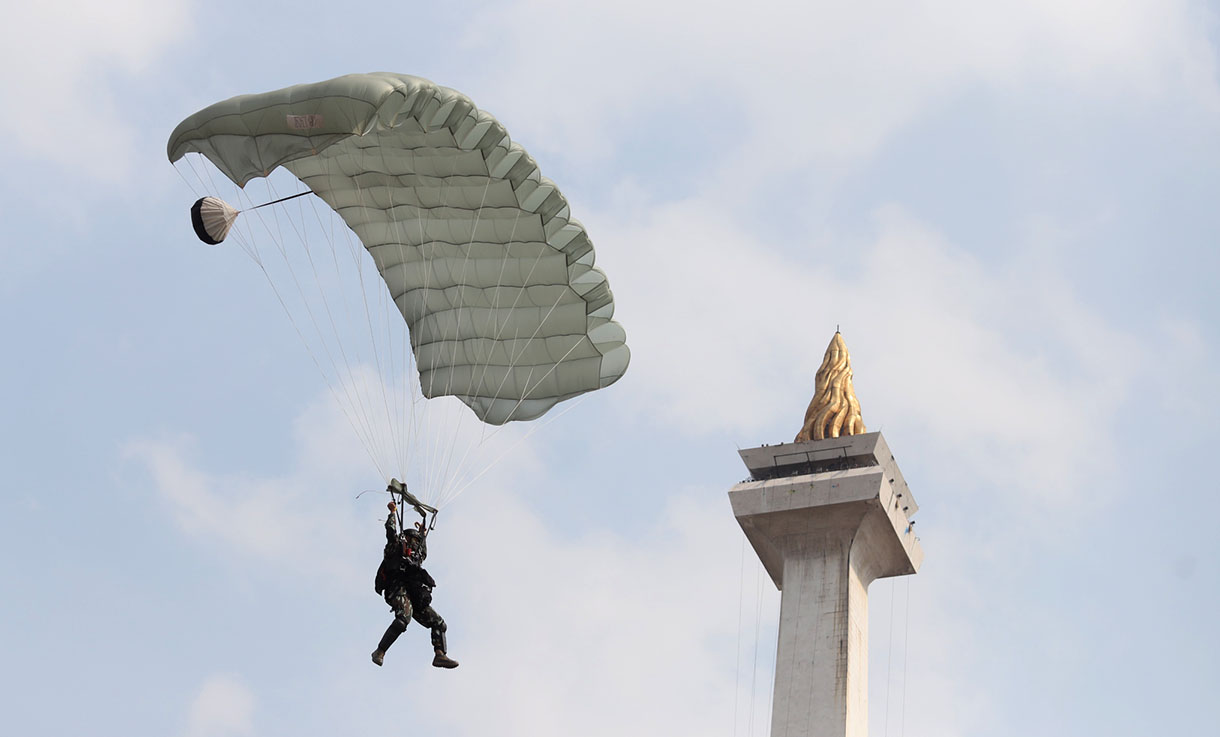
(372, 620), (406, 667)
(432, 648), (459, 669)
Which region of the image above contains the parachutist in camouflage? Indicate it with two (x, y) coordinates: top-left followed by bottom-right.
(372, 482), (458, 669)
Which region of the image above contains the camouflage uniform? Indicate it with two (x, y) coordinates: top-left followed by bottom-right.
(372, 512), (454, 666)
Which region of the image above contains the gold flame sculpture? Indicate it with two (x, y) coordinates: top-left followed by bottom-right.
(795, 331), (867, 442)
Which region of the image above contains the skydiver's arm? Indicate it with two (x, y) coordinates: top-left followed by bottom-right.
(386, 502), (399, 544)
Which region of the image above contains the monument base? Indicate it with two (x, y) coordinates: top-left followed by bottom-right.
(729, 432), (922, 737)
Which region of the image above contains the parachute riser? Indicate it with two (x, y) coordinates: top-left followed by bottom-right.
(245, 189), (312, 212)
(387, 479), (439, 535)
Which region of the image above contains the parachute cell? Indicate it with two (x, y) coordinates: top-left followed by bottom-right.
(168, 73), (629, 425)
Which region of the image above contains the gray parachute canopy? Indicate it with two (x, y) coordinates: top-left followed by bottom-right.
(168, 73), (629, 425)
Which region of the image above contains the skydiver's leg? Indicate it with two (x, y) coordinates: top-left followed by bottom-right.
(372, 589), (413, 666)
(414, 605), (458, 669)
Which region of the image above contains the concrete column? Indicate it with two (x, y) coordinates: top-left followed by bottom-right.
(729, 432), (922, 737)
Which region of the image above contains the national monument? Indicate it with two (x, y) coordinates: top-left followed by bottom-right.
(729, 332), (923, 737)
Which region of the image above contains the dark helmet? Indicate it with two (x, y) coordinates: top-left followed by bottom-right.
(401, 525), (428, 564)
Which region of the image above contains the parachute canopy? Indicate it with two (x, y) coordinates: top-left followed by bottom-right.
(168, 73), (629, 425)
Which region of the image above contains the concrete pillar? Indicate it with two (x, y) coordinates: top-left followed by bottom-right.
(729, 432), (922, 737)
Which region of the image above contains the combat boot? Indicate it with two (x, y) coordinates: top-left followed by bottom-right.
(432, 649), (459, 669)
(372, 619), (406, 667)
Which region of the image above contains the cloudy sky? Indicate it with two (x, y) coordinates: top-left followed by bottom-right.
(3, 1), (1218, 735)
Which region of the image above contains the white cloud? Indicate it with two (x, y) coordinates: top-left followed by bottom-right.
(0, 0), (190, 178)
(395, 482), (772, 737)
(124, 431), (368, 588)
(122, 380), (375, 589)
(120, 344), (1067, 737)
(123, 369), (544, 590)
(184, 674), (254, 737)
(593, 198), (1150, 502)
(469, 0), (1218, 176)
(1153, 316), (1218, 424)
(126, 381), (789, 737)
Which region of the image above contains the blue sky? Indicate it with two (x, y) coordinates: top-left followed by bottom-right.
(3, 1), (1218, 735)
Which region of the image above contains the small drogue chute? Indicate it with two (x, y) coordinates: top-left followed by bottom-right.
(190, 196), (238, 244)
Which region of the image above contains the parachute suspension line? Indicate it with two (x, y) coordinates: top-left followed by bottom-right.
(415, 154), (480, 508)
(368, 149), (414, 482)
(434, 201), (514, 502)
(434, 208), (525, 510)
(470, 289), (590, 448)
(189, 154), (252, 261)
(265, 173), (389, 468)
(473, 283), (567, 424)
(472, 207), (524, 435)
(276, 189), (389, 475)
(421, 160), (459, 504)
(333, 140), (416, 482)
(447, 219), (559, 491)
(409, 169), (440, 493)
(435, 362), (542, 507)
(367, 156), (420, 482)
(242, 173), (386, 473)
(214, 175), (263, 266)
(173, 157), (207, 201)
(322, 178), (397, 478)
(387, 173), (424, 482)
(376, 157), (414, 482)
(303, 160), (400, 477)
(517, 334), (592, 414)
(428, 169), (488, 509)
(177, 155), (388, 478)
(413, 159), (443, 498)
(336, 159), (404, 477)
(436, 392), (590, 509)
(883, 578), (897, 737)
(436, 285), (589, 508)
(322, 171), (399, 473)
(179, 153), (250, 265)
(403, 193), (429, 488)
(376, 158), (423, 482)
(442, 333), (594, 502)
(466, 215), (549, 443)
(175, 154), (387, 477)
(432, 173), (496, 508)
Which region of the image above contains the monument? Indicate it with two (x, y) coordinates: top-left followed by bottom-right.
(729, 332), (923, 737)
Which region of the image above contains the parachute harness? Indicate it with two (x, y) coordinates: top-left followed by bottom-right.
(387, 479), (438, 535)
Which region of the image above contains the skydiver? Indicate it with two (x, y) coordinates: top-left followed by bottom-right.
(372, 483), (459, 669)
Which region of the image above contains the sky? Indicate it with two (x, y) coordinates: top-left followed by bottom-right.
(2, 1), (1219, 735)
